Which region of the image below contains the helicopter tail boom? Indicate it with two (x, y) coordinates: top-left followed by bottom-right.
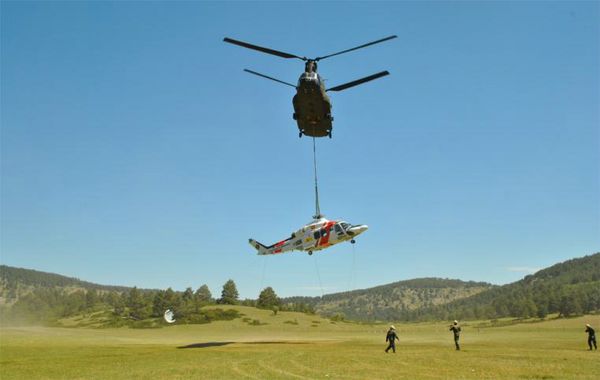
(248, 239), (272, 255)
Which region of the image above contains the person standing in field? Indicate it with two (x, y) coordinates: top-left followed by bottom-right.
(585, 324), (597, 351)
(385, 325), (399, 353)
(450, 320), (461, 350)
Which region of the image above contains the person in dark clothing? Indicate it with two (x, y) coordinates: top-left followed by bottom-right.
(450, 320), (461, 350)
(585, 324), (597, 350)
(385, 325), (399, 353)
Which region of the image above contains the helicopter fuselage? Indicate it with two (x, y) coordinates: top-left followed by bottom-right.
(292, 72), (333, 138)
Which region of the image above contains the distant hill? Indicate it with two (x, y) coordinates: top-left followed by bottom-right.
(283, 278), (494, 321)
(0, 265), (134, 304)
(413, 252), (600, 321)
(283, 253), (600, 322)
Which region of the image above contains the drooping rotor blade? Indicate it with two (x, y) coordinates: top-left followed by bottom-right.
(315, 35), (397, 61)
(243, 69), (297, 88)
(224, 37), (306, 60)
(326, 71), (390, 92)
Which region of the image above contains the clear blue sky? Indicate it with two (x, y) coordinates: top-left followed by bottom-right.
(1, 1), (598, 298)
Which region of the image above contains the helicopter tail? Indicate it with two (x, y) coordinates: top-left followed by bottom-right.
(248, 239), (269, 255)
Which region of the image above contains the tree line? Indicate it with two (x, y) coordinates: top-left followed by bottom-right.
(0, 278), (314, 326)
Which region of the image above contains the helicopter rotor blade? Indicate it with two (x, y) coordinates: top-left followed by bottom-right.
(224, 37), (306, 61)
(315, 35), (397, 61)
(326, 71), (390, 92)
(243, 69), (297, 88)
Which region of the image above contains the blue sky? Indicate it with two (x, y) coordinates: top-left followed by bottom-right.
(1, 1), (598, 298)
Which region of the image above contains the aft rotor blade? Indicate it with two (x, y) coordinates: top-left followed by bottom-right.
(315, 35), (397, 61)
(224, 37), (306, 60)
(244, 69), (297, 88)
(327, 71), (390, 92)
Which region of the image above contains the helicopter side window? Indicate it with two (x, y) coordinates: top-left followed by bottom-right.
(340, 223), (351, 232)
(313, 231), (320, 240)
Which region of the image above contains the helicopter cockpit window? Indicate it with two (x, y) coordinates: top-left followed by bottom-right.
(334, 224), (342, 233)
(340, 223), (351, 232)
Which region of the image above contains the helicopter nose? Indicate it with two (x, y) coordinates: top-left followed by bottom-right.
(347, 224), (368, 236)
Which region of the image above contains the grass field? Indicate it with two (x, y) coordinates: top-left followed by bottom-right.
(1, 306), (599, 379)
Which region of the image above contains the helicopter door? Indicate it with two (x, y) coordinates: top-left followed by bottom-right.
(318, 226), (331, 246)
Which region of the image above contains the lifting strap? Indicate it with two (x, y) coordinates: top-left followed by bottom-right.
(313, 254), (324, 297)
(312, 136), (322, 219)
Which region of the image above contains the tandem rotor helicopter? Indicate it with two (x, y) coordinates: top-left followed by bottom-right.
(224, 35), (397, 138)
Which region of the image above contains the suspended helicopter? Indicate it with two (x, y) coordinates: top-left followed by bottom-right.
(224, 35), (397, 138)
(249, 216), (368, 256)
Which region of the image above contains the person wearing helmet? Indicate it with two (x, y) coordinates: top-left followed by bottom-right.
(385, 325), (399, 353)
(585, 324), (597, 350)
(449, 320), (461, 350)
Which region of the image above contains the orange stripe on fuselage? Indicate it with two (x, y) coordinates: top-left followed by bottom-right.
(273, 239), (286, 254)
(275, 240), (286, 247)
(317, 221), (336, 248)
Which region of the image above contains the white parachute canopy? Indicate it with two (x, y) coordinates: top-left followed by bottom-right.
(163, 309), (176, 324)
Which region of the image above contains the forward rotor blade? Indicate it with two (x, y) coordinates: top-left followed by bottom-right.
(315, 35), (397, 61)
(224, 37), (306, 60)
(244, 69), (297, 88)
(326, 71), (390, 92)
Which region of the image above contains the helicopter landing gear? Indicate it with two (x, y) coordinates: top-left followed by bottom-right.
(299, 131), (303, 138)
(350, 239), (356, 244)
(308, 250), (313, 256)
(328, 131), (332, 139)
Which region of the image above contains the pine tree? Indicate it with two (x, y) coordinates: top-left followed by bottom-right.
(195, 285), (212, 304)
(536, 303), (548, 319)
(152, 291), (167, 317)
(559, 295), (582, 317)
(219, 280), (239, 305)
(110, 292), (126, 316)
(85, 289), (99, 310)
(163, 288), (182, 311)
(182, 287), (194, 302)
(257, 287), (280, 309)
(127, 287), (150, 320)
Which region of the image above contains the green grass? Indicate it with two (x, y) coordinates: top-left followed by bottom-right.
(1, 306), (599, 379)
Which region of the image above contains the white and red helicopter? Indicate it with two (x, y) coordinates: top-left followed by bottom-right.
(249, 216), (368, 256)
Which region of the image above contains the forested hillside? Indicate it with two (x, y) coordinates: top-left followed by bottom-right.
(0, 265), (133, 304)
(407, 252), (600, 321)
(0, 266), (304, 327)
(282, 253), (600, 322)
(284, 278), (494, 321)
